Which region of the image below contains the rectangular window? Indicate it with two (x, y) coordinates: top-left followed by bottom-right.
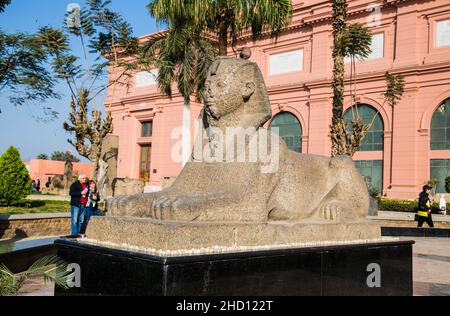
(436, 19), (450, 48)
(430, 159), (450, 193)
(135, 69), (158, 88)
(367, 33), (384, 60)
(141, 121), (153, 138)
(355, 160), (383, 193)
(140, 144), (152, 182)
(269, 50), (304, 76)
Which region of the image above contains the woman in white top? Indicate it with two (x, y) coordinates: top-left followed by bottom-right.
(439, 195), (447, 215)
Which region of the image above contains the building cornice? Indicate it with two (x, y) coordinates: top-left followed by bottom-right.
(108, 59), (450, 108)
(266, 60), (450, 94)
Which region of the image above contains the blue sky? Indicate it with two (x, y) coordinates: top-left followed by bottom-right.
(0, 0), (162, 161)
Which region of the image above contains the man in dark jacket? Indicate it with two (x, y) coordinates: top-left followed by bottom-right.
(418, 185), (434, 228)
(70, 174), (88, 237)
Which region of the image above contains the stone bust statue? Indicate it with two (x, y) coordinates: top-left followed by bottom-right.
(107, 57), (369, 223)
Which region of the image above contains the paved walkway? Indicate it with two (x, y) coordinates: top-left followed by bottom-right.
(370, 211), (450, 228)
(18, 277), (54, 296)
(407, 237), (450, 296)
(372, 211), (450, 221)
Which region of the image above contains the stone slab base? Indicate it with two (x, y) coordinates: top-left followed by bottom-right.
(382, 227), (450, 237)
(54, 239), (414, 296)
(86, 216), (382, 253)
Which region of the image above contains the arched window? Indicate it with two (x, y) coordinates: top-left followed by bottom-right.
(431, 98), (450, 150)
(344, 104), (385, 193)
(430, 98), (450, 193)
(269, 112), (302, 153)
(343, 104), (384, 152)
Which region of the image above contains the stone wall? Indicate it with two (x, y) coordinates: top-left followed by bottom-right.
(0, 214), (70, 240)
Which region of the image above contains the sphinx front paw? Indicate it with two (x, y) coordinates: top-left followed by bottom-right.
(150, 195), (202, 221)
(318, 201), (345, 221)
(106, 193), (156, 217)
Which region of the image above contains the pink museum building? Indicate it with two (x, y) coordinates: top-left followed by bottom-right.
(106, 0), (450, 199)
(25, 160), (92, 188)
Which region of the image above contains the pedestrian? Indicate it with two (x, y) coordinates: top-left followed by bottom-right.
(79, 175), (90, 238)
(439, 195), (447, 215)
(82, 180), (101, 233)
(31, 180), (37, 192)
(417, 184), (434, 228)
(36, 179), (41, 192)
(69, 174), (88, 238)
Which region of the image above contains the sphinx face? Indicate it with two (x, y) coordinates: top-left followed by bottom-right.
(203, 64), (244, 120)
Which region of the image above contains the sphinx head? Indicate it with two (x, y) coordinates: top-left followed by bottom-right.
(202, 57), (272, 128)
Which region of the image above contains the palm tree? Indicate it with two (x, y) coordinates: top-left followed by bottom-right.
(330, 0), (349, 157)
(148, 0), (293, 56)
(145, 1), (292, 164)
(140, 26), (216, 165)
(329, 1), (404, 157)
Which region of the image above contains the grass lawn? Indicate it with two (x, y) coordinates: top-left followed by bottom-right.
(0, 200), (70, 215)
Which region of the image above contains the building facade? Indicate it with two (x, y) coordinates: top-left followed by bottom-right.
(106, 0), (450, 199)
(25, 160), (92, 188)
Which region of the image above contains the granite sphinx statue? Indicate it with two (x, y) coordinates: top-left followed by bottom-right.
(107, 57), (369, 223)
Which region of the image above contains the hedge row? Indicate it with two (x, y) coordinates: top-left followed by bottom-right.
(378, 198), (449, 214)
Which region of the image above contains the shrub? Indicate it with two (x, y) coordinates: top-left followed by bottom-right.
(0, 146), (32, 206)
(446, 175), (450, 193)
(369, 187), (380, 199)
(378, 198), (417, 213)
(379, 198), (450, 214)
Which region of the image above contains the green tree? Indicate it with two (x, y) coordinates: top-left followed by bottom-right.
(36, 153), (49, 160)
(0, 146), (32, 206)
(344, 23), (372, 106)
(148, 0), (293, 56)
(0, 3), (65, 116)
(0, 29), (62, 115)
(0, 0), (11, 13)
(50, 151), (80, 163)
(40, 0), (138, 180)
(330, 0), (349, 157)
(329, 0), (404, 157)
(144, 0), (292, 163)
(140, 25), (216, 165)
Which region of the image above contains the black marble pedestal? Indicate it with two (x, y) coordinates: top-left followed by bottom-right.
(0, 238), (57, 274)
(382, 227), (450, 237)
(54, 239), (414, 296)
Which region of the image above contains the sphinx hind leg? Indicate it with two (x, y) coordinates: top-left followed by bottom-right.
(313, 184), (359, 221)
(318, 156), (370, 221)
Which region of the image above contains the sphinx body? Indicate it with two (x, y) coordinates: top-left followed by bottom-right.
(107, 57), (369, 223)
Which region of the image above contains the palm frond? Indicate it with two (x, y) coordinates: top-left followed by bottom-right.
(385, 73), (405, 107)
(139, 21), (216, 100)
(0, 264), (23, 296)
(21, 256), (72, 290)
(343, 23), (372, 60)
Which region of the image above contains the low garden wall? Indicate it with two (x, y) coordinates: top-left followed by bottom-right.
(0, 213), (70, 240)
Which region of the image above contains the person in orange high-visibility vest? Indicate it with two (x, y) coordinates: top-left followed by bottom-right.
(417, 185), (434, 228)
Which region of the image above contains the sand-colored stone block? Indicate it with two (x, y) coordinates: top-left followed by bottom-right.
(87, 216), (381, 252)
